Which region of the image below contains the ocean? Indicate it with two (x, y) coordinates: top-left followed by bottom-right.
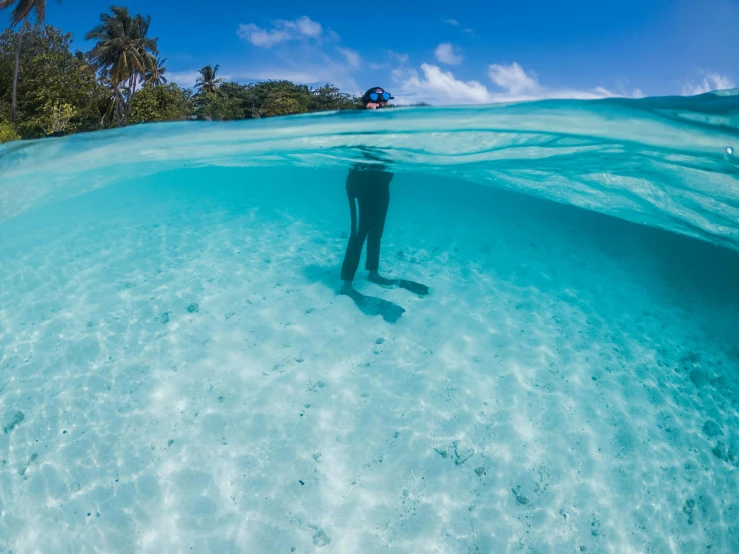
(1, 92), (738, 553)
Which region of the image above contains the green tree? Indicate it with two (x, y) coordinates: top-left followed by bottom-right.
(128, 82), (192, 124)
(309, 83), (357, 111)
(34, 100), (75, 134)
(194, 91), (244, 121)
(144, 56), (167, 86)
(260, 90), (308, 117)
(209, 81), (253, 116)
(195, 64), (222, 94)
(85, 6), (158, 126)
(199, 80), (359, 119)
(239, 80), (312, 117)
(0, 25), (106, 137)
(0, 116), (18, 142)
(0, 0), (50, 123)
(0, 13), (367, 138)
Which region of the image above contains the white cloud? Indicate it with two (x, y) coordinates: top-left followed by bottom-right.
(166, 70), (202, 88)
(444, 18), (459, 26)
(388, 50), (410, 64)
(295, 16), (322, 37)
(237, 16), (323, 48)
(485, 63), (642, 101)
(681, 72), (735, 96)
(392, 67), (412, 81)
(393, 62), (643, 105)
(396, 63), (491, 104)
(435, 43), (463, 66)
(488, 62), (539, 94)
(237, 24), (290, 47)
(239, 42), (361, 94)
(337, 47), (361, 68)
(231, 21), (365, 94)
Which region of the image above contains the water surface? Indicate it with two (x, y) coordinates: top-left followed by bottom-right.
(1, 93), (738, 553)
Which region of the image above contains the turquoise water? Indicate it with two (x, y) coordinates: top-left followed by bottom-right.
(0, 92), (738, 553)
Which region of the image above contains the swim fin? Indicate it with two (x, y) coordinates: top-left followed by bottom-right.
(368, 274), (429, 296)
(340, 287), (405, 323)
(396, 279), (429, 296)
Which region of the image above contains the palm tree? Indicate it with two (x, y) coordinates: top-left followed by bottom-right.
(85, 6), (158, 126)
(195, 65), (222, 94)
(0, 0), (49, 123)
(74, 50), (97, 80)
(96, 75), (129, 128)
(144, 57), (167, 86)
(127, 13), (156, 103)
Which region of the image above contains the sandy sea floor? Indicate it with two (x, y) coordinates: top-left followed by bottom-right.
(1, 167), (738, 553)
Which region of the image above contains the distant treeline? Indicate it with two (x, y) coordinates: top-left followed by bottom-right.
(0, 6), (383, 144)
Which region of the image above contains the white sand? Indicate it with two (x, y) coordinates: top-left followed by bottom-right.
(0, 167), (737, 553)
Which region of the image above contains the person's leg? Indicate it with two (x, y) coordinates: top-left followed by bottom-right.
(337, 173), (406, 321)
(365, 182), (390, 274)
(340, 191), (372, 284)
(361, 182), (430, 297)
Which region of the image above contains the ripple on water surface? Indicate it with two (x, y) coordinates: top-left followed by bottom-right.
(1, 96), (739, 552)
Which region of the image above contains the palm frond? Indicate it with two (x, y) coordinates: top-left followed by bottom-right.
(9, 0), (35, 26)
(32, 0), (45, 22)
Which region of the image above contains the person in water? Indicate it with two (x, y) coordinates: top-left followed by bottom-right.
(339, 87), (429, 320)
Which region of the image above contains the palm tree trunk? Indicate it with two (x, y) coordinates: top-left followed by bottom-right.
(114, 82), (122, 127)
(125, 73), (138, 122)
(11, 18), (28, 124)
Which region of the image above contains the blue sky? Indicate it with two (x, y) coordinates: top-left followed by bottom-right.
(26, 0), (739, 104)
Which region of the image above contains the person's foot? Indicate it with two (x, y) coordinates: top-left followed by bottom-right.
(367, 271), (395, 287)
(340, 280), (355, 295)
(367, 271), (430, 296)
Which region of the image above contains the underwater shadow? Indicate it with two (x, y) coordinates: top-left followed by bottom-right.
(302, 264), (405, 323)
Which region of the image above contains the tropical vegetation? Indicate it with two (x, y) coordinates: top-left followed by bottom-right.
(1, 0), (49, 124)
(0, 4), (369, 144)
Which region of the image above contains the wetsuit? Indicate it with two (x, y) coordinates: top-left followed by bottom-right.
(340, 165), (394, 281)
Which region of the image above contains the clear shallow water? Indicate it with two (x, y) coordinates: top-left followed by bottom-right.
(0, 93), (738, 553)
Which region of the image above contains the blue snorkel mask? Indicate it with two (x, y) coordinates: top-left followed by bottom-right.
(368, 91), (393, 102)
(363, 88), (394, 105)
